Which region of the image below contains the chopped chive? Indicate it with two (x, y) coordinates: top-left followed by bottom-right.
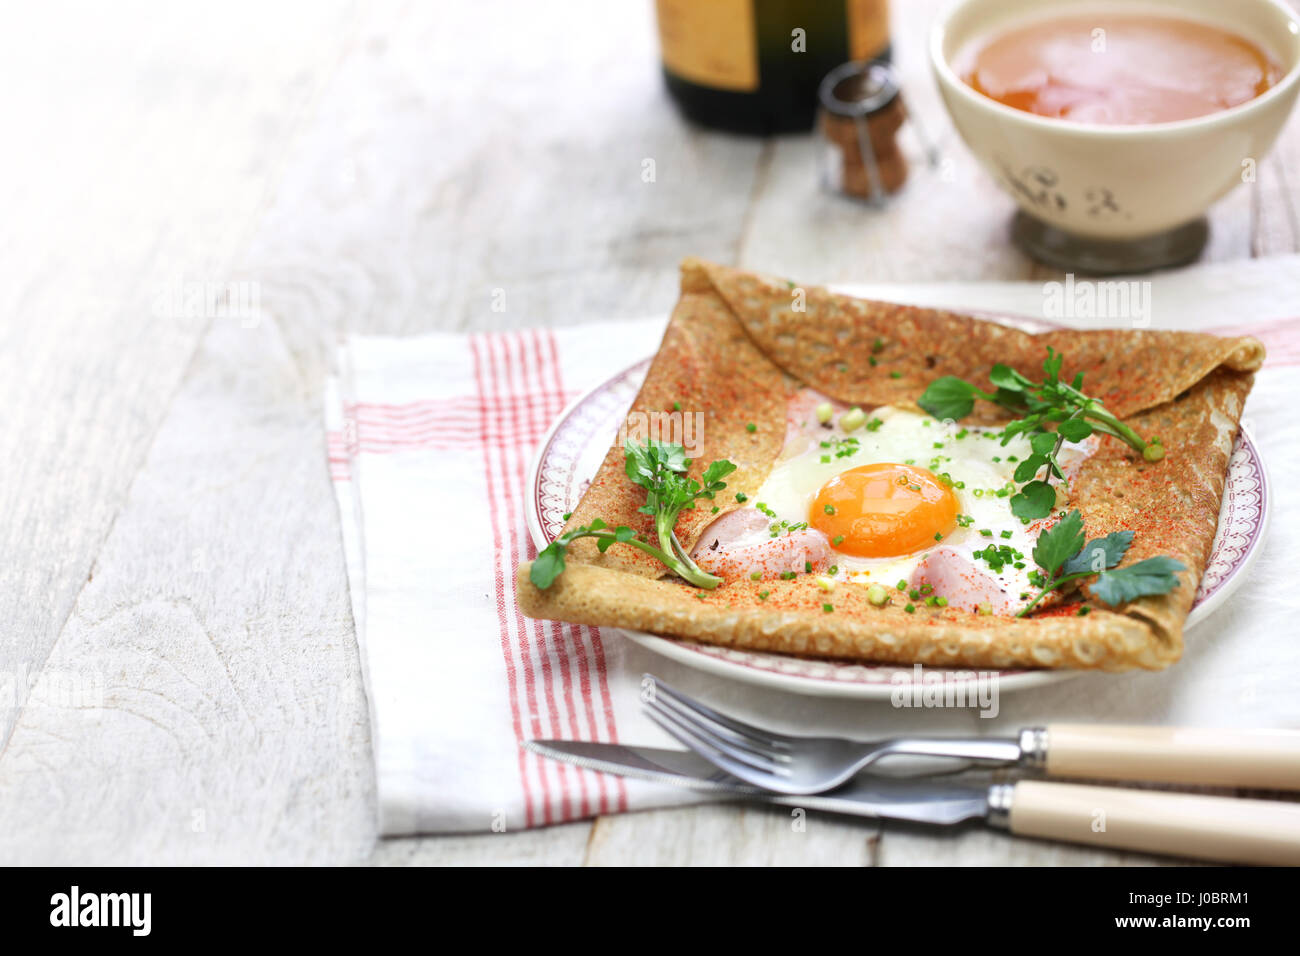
(904, 603), (915, 614)
(822, 603), (834, 613)
(745, 422), (757, 433)
(824, 504), (836, 515)
(832, 535), (845, 546)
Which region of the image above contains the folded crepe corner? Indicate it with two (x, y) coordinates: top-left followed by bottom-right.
(518, 259), (1264, 673)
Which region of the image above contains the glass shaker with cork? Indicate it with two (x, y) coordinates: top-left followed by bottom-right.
(818, 60), (915, 203)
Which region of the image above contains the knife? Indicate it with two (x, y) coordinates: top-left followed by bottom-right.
(525, 739), (1300, 865)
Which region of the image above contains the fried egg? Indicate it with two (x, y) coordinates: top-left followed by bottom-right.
(692, 391), (1097, 613)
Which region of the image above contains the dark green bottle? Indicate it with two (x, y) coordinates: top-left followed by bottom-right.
(656, 0), (891, 134)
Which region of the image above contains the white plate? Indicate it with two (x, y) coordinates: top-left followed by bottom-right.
(526, 358), (1270, 701)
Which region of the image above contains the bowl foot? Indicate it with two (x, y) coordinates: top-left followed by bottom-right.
(1011, 212), (1208, 275)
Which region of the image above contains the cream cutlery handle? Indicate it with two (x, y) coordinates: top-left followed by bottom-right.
(1044, 724), (1300, 790)
(1006, 780), (1300, 866)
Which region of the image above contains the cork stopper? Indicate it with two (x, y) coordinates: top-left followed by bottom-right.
(817, 61), (908, 201)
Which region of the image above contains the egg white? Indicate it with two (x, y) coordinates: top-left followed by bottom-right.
(748, 404), (1095, 597)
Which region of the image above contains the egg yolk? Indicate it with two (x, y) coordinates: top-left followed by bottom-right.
(810, 463), (959, 557)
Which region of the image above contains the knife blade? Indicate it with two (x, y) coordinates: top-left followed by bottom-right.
(523, 739), (990, 825)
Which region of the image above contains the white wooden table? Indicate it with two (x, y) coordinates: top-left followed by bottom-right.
(2, 0), (1296, 866)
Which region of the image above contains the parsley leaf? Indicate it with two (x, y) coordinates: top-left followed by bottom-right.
(1029, 431), (1058, 457)
(1057, 418), (1094, 442)
(530, 541), (568, 589)
(1013, 455), (1047, 483)
(1010, 480), (1056, 521)
(1062, 530), (1133, 575)
(1031, 509), (1085, 576)
(1091, 557), (1186, 606)
(917, 376), (988, 421)
(989, 364), (1031, 392)
(1017, 510), (1181, 617)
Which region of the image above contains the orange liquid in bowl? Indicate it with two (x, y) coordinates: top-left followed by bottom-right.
(958, 12), (1283, 125)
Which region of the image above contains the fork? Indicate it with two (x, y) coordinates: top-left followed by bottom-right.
(642, 675), (1021, 794)
(640, 674), (1300, 795)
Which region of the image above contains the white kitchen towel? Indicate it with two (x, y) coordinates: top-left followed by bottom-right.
(326, 255), (1300, 835)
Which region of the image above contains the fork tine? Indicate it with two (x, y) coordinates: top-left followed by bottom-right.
(648, 690), (785, 765)
(644, 675), (791, 750)
(643, 709), (783, 788)
(645, 694), (788, 776)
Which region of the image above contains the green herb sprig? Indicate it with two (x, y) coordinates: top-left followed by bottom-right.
(530, 439), (737, 590)
(1016, 509), (1185, 617)
(918, 348), (1165, 520)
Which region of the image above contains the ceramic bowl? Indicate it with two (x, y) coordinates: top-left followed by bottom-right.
(931, 0), (1300, 243)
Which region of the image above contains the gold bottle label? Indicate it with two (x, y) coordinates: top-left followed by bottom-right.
(655, 0), (759, 92)
(847, 0), (890, 60)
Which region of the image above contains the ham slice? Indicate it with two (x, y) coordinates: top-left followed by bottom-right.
(908, 547), (1021, 615)
(692, 510), (833, 580)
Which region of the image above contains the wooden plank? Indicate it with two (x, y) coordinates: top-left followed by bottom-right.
(0, 1), (358, 749)
(877, 826), (1189, 867)
(0, 315), (381, 864)
(253, 0), (767, 391)
(0, 2), (366, 862)
(583, 802), (880, 867)
(369, 823), (591, 867)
